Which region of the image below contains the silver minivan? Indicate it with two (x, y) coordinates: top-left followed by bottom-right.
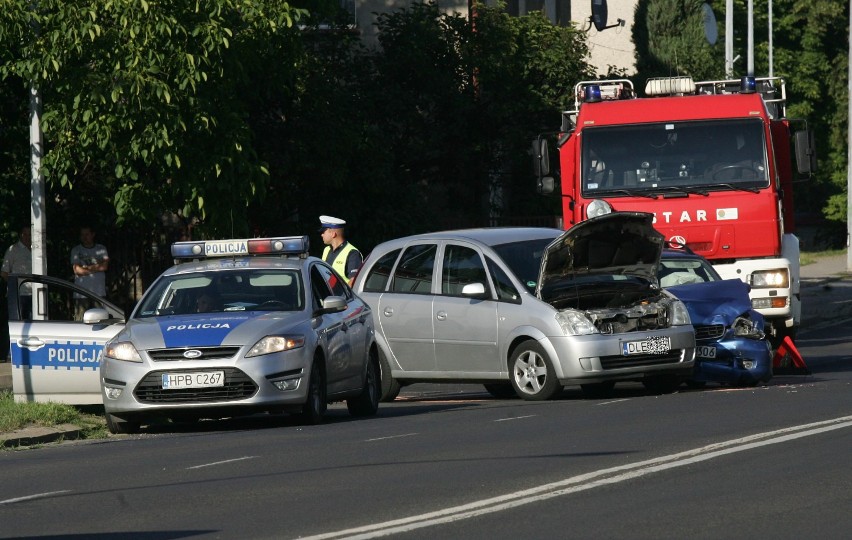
(352, 212), (696, 401)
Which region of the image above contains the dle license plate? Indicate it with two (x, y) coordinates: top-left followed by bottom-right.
(696, 345), (717, 359)
(622, 336), (672, 356)
(162, 371), (225, 390)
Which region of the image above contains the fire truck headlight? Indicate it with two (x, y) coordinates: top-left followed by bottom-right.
(586, 199), (613, 219)
(749, 269), (788, 288)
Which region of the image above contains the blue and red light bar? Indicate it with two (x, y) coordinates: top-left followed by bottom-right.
(171, 236), (310, 259)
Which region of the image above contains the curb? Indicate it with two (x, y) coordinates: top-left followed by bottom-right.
(0, 424), (81, 449)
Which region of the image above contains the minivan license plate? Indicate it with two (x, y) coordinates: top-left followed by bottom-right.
(162, 371), (225, 390)
(622, 337), (671, 356)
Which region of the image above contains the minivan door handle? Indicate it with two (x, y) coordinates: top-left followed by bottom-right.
(383, 307), (394, 317)
(435, 311), (447, 321)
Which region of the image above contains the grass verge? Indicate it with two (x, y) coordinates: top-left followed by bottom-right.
(0, 389), (108, 441)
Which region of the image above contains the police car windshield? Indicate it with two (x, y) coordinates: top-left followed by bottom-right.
(136, 269), (304, 317)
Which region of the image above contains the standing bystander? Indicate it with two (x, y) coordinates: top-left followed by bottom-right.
(1, 224), (33, 319)
(319, 215), (363, 286)
(71, 225), (110, 319)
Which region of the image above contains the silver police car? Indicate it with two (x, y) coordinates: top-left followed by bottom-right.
(100, 236), (379, 433)
(352, 212), (696, 401)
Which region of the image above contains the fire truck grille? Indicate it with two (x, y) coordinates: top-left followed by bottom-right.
(134, 369), (257, 403)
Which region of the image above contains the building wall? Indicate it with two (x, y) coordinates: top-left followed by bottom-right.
(354, 0), (637, 76)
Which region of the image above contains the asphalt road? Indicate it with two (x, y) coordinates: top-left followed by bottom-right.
(1, 255), (850, 538)
(1, 319), (850, 539)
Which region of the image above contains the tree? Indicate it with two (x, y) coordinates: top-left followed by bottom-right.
(633, 0), (724, 83)
(0, 0), (307, 237)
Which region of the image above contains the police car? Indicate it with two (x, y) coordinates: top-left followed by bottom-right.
(100, 236), (379, 434)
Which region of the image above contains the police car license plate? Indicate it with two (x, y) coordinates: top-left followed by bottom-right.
(696, 345), (717, 359)
(622, 337), (672, 356)
(162, 371), (225, 390)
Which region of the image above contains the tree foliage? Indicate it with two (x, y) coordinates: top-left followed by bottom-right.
(0, 0), (306, 236)
(633, 0), (724, 82)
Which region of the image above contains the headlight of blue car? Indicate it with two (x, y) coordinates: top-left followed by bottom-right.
(731, 316), (765, 339)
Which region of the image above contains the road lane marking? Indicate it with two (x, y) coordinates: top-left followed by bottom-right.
(0, 490), (71, 505)
(186, 456), (256, 470)
(304, 414), (852, 539)
(364, 433), (417, 442)
(597, 399), (631, 406)
(494, 415), (536, 422)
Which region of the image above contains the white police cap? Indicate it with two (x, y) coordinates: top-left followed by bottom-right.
(318, 215), (346, 231)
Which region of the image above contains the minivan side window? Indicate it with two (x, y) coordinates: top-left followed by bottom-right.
(442, 244), (488, 297)
(390, 244), (436, 294)
(486, 257), (522, 304)
(363, 249), (401, 292)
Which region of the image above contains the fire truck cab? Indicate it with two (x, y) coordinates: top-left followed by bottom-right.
(533, 76), (817, 347)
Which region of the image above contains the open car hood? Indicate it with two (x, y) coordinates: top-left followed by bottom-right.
(537, 212), (664, 305)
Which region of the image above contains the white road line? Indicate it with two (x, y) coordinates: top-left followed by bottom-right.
(186, 456), (257, 470)
(365, 433), (418, 442)
(494, 415), (536, 422)
(0, 490), (71, 505)
(304, 415), (852, 540)
(597, 399), (631, 406)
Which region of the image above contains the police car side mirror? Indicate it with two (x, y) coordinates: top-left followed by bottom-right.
(83, 308), (111, 324)
(315, 295), (347, 315)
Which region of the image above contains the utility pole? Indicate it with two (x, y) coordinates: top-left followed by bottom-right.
(725, 0), (733, 77)
(847, 0), (852, 271)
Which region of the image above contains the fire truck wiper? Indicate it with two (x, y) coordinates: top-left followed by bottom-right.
(594, 189), (659, 199)
(706, 183), (761, 194)
(652, 186), (709, 197)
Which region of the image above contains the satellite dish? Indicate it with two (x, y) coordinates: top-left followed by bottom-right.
(702, 3), (718, 45)
(591, 0), (608, 32)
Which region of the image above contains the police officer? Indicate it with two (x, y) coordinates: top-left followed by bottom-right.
(319, 215), (362, 285)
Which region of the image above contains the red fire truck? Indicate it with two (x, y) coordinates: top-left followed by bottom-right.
(533, 76), (816, 347)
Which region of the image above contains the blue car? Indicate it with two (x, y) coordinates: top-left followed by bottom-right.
(659, 249), (772, 387)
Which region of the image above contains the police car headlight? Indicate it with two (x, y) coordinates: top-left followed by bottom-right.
(104, 341), (142, 363)
(555, 310), (599, 336)
(246, 335), (306, 357)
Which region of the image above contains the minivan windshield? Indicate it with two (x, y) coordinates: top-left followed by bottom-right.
(491, 237), (557, 292)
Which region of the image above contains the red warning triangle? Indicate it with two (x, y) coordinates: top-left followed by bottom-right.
(772, 335), (810, 375)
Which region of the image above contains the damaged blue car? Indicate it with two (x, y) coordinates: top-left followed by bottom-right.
(659, 249), (772, 387)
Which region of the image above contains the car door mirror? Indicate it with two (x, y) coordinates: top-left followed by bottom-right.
(83, 308), (112, 324)
(315, 295), (347, 315)
(461, 283), (487, 298)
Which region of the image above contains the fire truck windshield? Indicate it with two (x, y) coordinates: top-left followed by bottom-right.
(581, 118), (769, 197)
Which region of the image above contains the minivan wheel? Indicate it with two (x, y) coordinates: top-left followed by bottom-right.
(509, 340), (562, 401)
